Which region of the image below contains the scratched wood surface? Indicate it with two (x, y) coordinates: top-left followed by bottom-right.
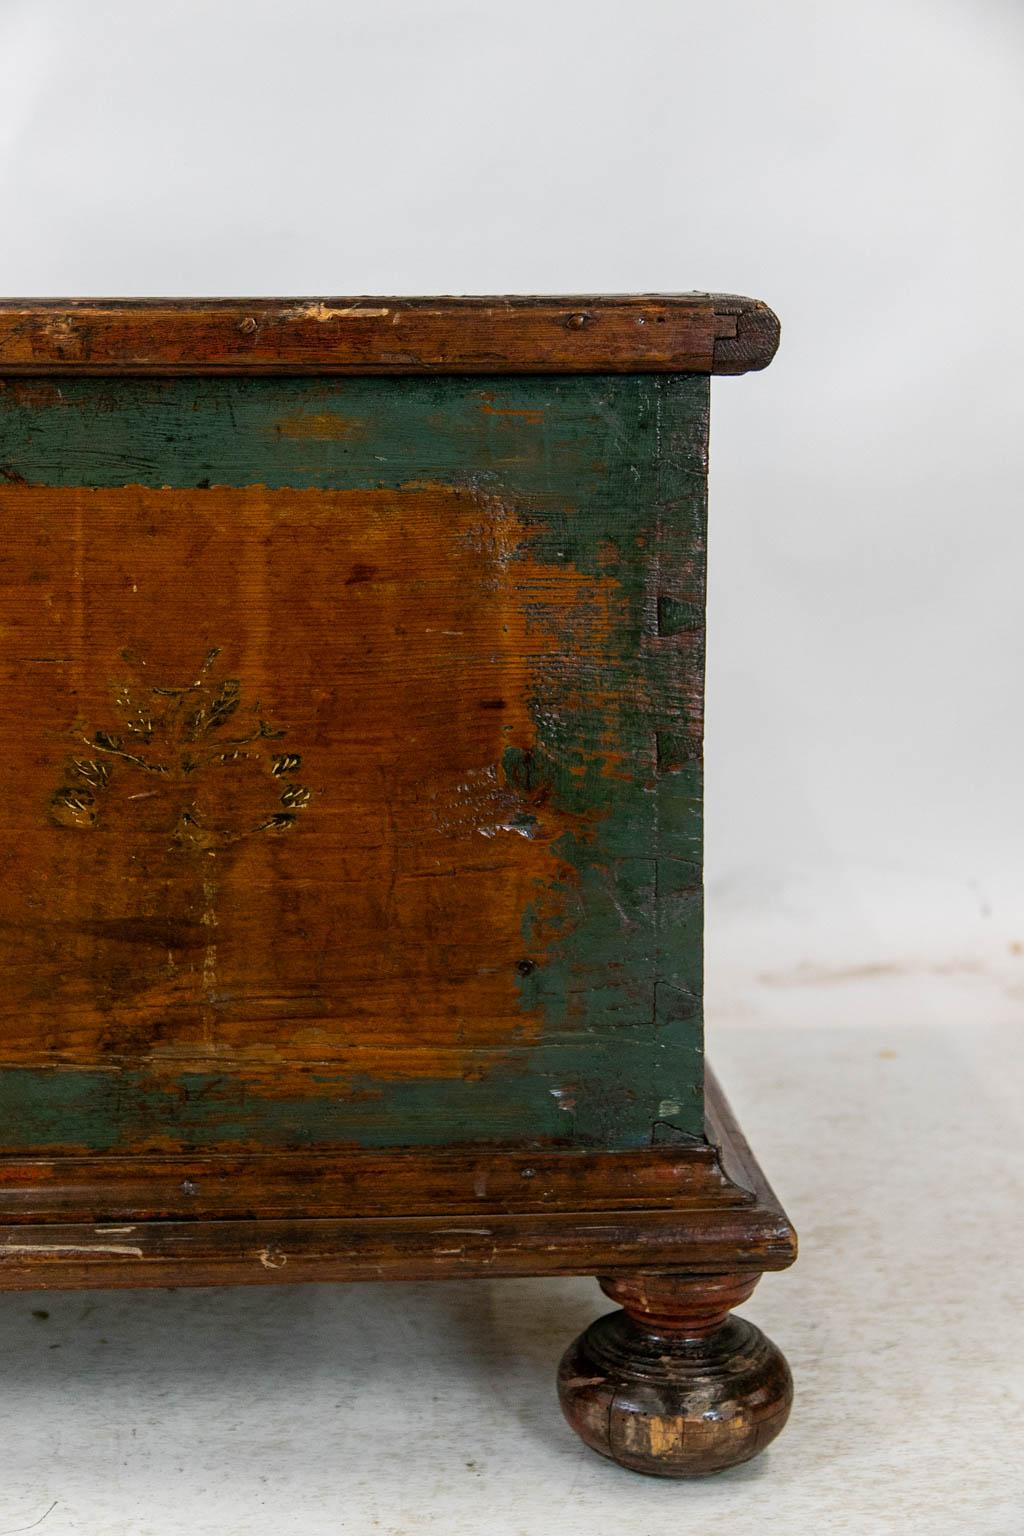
(0, 373), (708, 1155)
(0, 294), (780, 375)
(0, 1074), (798, 1287)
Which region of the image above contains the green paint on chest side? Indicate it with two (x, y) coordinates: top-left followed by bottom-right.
(0, 375), (708, 1150)
(0, 1036), (702, 1153)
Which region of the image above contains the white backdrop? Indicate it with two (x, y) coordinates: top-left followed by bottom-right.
(1, 9), (1023, 1534)
(1, 0), (1021, 990)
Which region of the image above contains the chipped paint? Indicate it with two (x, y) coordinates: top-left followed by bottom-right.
(479, 400), (544, 424)
(286, 303), (390, 322)
(641, 1416), (683, 1458)
(0, 373), (708, 1151)
(272, 410), (365, 440)
(257, 1246), (288, 1269)
(1, 1241), (144, 1257)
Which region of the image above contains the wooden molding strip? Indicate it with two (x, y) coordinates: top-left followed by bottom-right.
(0, 1145), (743, 1225)
(0, 294), (780, 376)
(0, 1203), (798, 1291)
(0, 1069), (796, 1290)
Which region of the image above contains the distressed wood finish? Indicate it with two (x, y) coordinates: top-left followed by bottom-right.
(558, 1270), (793, 1476)
(0, 295), (779, 375)
(0, 295), (795, 1478)
(0, 1145), (740, 1224)
(0, 373), (707, 1155)
(0, 1069), (796, 1287)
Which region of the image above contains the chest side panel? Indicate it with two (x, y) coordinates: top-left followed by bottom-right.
(0, 373), (707, 1152)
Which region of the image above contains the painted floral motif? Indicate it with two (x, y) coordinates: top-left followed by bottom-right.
(50, 647), (311, 849)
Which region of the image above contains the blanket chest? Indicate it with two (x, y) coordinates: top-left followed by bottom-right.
(0, 294), (795, 1477)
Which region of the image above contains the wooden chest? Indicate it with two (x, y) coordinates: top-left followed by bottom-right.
(0, 295), (795, 1477)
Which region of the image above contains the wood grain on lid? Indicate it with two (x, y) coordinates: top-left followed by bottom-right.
(0, 294), (780, 375)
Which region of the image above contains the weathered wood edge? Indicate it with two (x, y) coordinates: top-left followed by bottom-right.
(0, 1067), (796, 1289)
(704, 1064), (790, 1213)
(0, 1145), (740, 1224)
(0, 295), (780, 375)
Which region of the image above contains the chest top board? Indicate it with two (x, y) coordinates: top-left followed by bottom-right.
(0, 296), (777, 1162)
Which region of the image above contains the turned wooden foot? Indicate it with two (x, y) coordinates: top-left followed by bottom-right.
(558, 1272), (792, 1477)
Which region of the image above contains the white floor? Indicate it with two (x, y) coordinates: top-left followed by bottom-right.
(1, 899), (1021, 1535)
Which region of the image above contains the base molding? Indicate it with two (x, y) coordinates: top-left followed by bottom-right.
(0, 1067), (797, 1476)
(0, 1068), (796, 1294)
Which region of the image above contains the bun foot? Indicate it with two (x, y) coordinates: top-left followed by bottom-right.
(557, 1272), (792, 1478)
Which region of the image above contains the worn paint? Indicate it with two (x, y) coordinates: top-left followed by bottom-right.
(0, 374), (708, 1151)
(271, 410), (365, 441)
(284, 303), (391, 322)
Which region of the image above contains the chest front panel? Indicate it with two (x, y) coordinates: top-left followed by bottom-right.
(0, 374), (707, 1153)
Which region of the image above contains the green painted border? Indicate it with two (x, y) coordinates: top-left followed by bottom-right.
(0, 374), (708, 1149)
